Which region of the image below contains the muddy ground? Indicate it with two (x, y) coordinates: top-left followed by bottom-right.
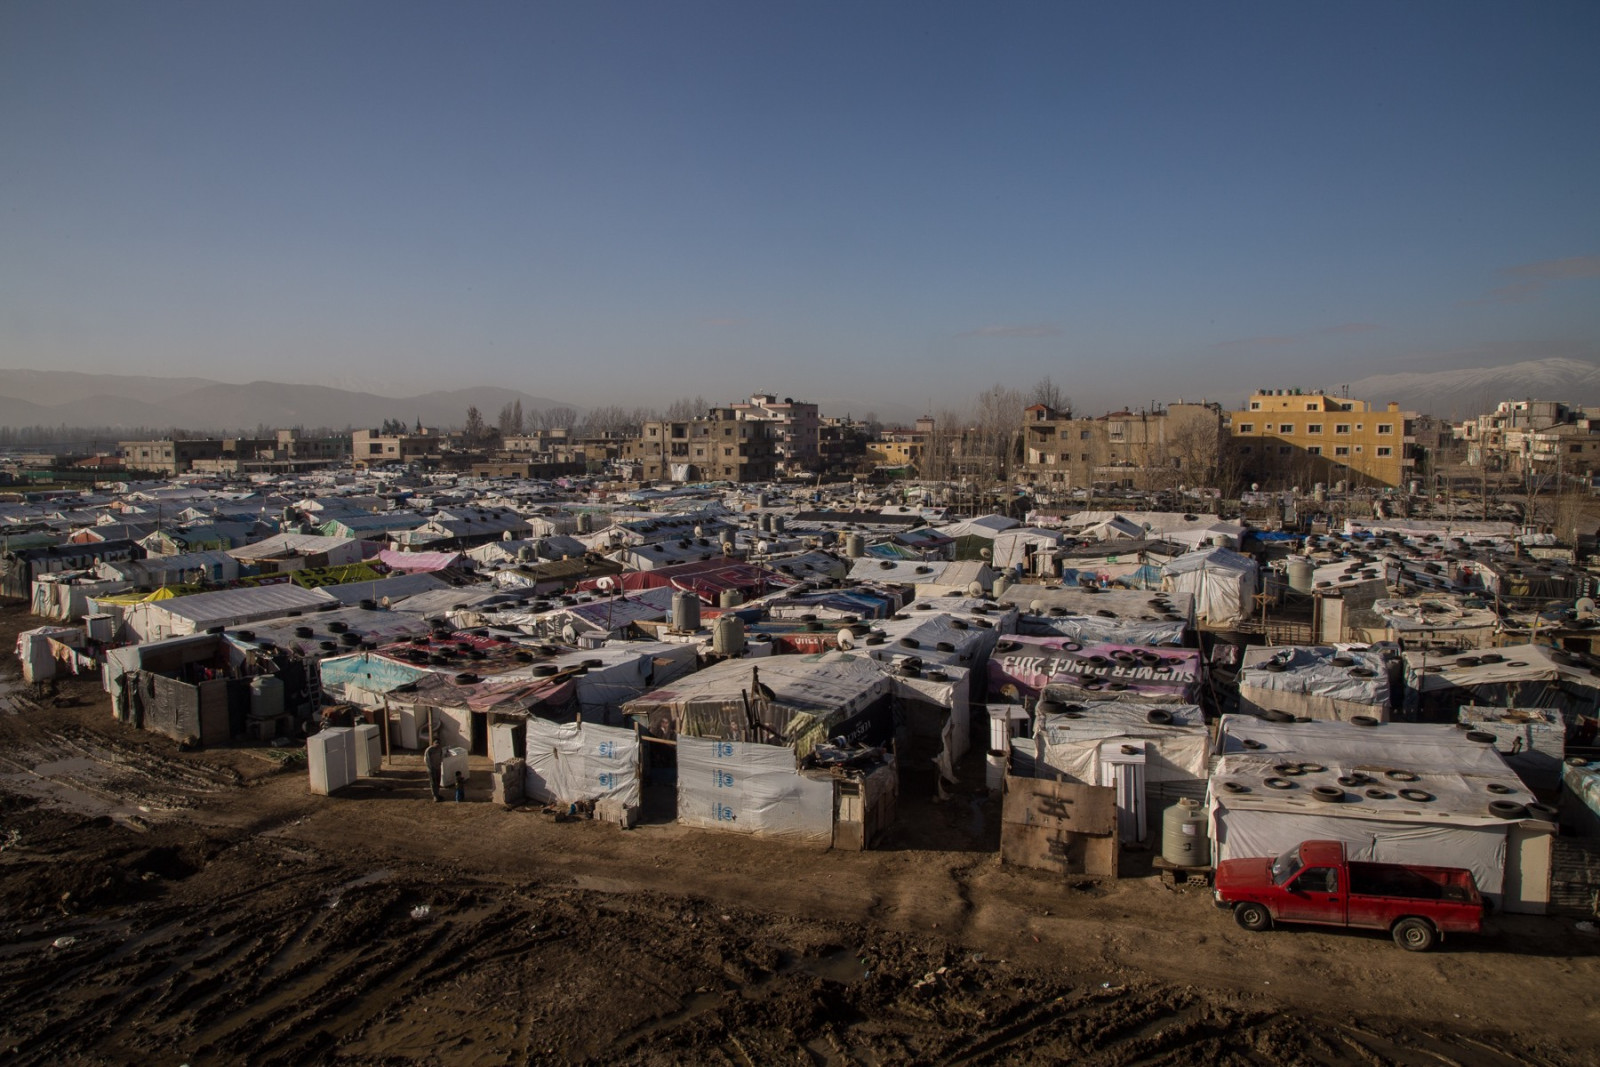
(2, 605), (1599, 1066)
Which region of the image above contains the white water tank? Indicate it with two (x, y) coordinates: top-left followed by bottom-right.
(1160, 798), (1210, 866)
(712, 613), (746, 656)
(1286, 557), (1315, 595)
(671, 591), (701, 632)
(719, 588), (743, 609)
(250, 676), (285, 721)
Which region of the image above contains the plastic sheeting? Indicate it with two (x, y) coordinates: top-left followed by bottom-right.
(1210, 805), (1511, 898)
(989, 636), (1201, 702)
(1237, 645), (1391, 722)
(523, 718), (641, 808)
(676, 735), (833, 844)
(1016, 612), (1185, 647)
(1034, 703), (1210, 790)
(1161, 546), (1258, 629)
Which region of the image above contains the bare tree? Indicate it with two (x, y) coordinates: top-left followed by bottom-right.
(497, 402), (517, 438)
(1029, 376), (1069, 415)
(665, 395), (708, 421)
(463, 405), (485, 445)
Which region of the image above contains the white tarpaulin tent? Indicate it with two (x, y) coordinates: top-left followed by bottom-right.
(1033, 702), (1211, 805)
(1162, 546), (1258, 629)
(1237, 645), (1391, 722)
(523, 717), (641, 809)
(676, 735), (834, 845)
(1208, 716), (1553, 909)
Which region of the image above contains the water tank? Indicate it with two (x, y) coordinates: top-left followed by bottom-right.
(994, 576), (1011, 597)
(671, 591), (701, 632)
(771, 515), (785, 533)
(575, 512), (593, 533)
(1160, 798), (1210, 867)
(1286, 557), (1315, 595)
(516, 545), (534, 562)
(1312, 483), (1326, 503)
(719, 588), (743, 609)
(844, 533), (865, 558)
(250, 675), (285, 721)
(758, 513), (772, 533)
(712, 613), (746, 656)
(985, 748), (1007, 791)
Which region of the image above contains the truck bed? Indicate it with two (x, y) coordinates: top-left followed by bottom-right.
(1348, 862), (1478, 903)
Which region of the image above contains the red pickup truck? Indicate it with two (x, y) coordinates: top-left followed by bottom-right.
(1215, 839), (1484, 951)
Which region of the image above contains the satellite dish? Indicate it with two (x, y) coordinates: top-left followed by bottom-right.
(980, 548), (992, 559)
(1577, 597), (1597, 620)
(380, 596), (391, 607)
(968, 581), (984, 596)
(837, 628), (855, 650)
(502, 529), (513, 541)
(596, 576), (615, 592)
(561, 623), (578, 644)
(1029, 599), (1045, 614)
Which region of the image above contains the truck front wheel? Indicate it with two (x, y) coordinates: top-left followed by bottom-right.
(1392, 917), (1436, 952)
(1234, 902), (1272, 932)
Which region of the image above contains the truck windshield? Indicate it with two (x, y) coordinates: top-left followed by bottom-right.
(1271, 846), (1303, 885)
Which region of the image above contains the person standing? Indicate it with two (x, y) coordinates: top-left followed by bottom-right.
(423, 737), (443, 803)
(453, 771), (466, 803)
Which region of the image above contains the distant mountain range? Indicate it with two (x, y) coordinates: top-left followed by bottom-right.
(1340, 357), (1600, 419)
(0, 369), (578, 434)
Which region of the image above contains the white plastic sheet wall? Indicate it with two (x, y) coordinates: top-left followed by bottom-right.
(677, 736), (833, 845)
(523, 718), (641, 808)
(1211, 805), (1509, 899)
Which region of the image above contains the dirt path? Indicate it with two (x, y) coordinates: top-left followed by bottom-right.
(1, 605), (1597, 1064)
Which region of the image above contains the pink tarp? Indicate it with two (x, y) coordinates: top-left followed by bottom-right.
(988, 636), (1202, 702)
(379, 549), (463, 572)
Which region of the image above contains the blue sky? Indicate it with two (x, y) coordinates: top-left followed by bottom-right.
(2, 1), (1597, 416)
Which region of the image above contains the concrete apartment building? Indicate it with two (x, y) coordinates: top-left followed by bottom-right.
(1021, 403), (1226, 489)
(625, 408), (777, 483)
(1457, 400), (1600, 482)
(351, 428), (441, 468)
(121, 431), (350, 475)
(728, 394), (821, 472)
(1228, 389), (1416, 488)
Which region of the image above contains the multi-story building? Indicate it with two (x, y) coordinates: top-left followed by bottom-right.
(868, 417), (935, 471)
(119, 438), (230, 475)
(624, 408), (777, 482)
(728, 394), (821, 472)
(351, 428), (440, 468)
(1457, 400), (1600, 477)
(1228, 390), (1416, 488)
(1021, 402), (1227, 489)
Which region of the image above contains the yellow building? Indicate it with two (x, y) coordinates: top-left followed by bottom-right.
(1229, 390), (1416, 488)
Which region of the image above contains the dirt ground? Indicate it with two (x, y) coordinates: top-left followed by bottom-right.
(3, 604), (1599, 1066)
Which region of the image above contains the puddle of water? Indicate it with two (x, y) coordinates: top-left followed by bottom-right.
(787, 947), (868, 985)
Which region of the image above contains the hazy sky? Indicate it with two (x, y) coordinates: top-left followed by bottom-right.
(3, 1), (1598, 416)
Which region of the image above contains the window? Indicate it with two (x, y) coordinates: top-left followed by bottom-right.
(1571, 444), (1584, 454)
(1335, 446), (1350, 456)
(1354, 446), (1363, 453)
(1335, 424), (1351, 434)
(1250, 401), (1261, 410)
(1279, 424), (1294, 434)
(1238, 423), (1254, 433)
(1279, 446), (1291, 454)
(1307, 446), (1321, 455)
(1377, 423), (1393, 435)
(1296, 867), (1338, 893)
(1356, 424), (1363, 431)
(1080, 453), (1089, 461)
(1080, 429), (1092, 439)
(1306, 402), (1318, 411)
(1239, 446), (1253, 454)
(1307, 424), (1322, 434)
(1376, 446), (1392, 457)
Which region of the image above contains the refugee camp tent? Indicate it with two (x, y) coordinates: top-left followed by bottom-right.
(118, 584), (339, 643)
(1237, 645), (1392, 723)
(1031, 701), (1212, 810)
(1209, 716), (1554, 912)
(1403, 643), (1600, 723)
(1161, 546), (1258, 629)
